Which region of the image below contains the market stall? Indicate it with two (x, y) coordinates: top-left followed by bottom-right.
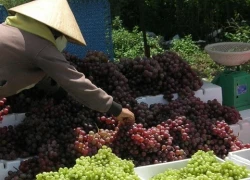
(1, 0), (250, 180)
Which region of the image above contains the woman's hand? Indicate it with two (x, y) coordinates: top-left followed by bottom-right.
(116, 108), (135, 125)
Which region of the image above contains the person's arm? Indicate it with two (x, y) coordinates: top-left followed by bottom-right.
(34, 44), (122, 116)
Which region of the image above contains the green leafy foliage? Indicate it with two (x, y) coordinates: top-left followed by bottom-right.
(223, 14), (250, 72)
(110, 0), (250, 41)
(224, 14), (250, 43)
(112, 16), (164, 60)
(170, 35), (200, 62)
(0, 0), (32, 9)
(170, 35), (223, 81)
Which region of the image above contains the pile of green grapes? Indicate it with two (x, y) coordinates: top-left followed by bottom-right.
(36, 146), (140, 180)
(151, 150), (250, 180)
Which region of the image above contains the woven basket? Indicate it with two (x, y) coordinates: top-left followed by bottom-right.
(205, 42), (250, 66)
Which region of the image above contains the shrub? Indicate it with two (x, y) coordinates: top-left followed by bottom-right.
(170, 35), (223, 81)
(224, 14), (250, 43)
(0, 0), (32, 9)
(223, 14), (250, 73)
(112, 16), (164, 60)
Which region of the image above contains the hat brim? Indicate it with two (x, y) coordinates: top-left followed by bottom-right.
(8, 0), (86, 46)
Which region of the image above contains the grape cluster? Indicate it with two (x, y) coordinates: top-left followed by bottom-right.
(78, 52), (136, 108)
(0, 97), (10, 120)
(83, 50), (110, 63)
(0, 125), (29, 160)
(74, 128), (116, 156)
(2, 50), (249, 179)
(36, 146), (140, 180)
(131, 98), (247, 159)
(132, 102), (156, 127)
(151, 150), (250, 180)
(0, 126), (18, 160)
(73, 117), (186, 166)
(6, 87), (46, 113)
(113, 123), (187, 166)
(153, 51), (203, 100)
(64, 50), (203, 106)
(116, 52), (203, 100)
(206, 99), (242, 124)
(37, 140), (64, 172)
(96, 115), (118, 130)
(133, 97), (241, 126)
(14, 96), (94, 153)
(117, 57), (164, 97)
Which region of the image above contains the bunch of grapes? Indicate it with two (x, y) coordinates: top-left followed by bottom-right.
(0, 125), (27, 160)
(68, 51), (136, 108)
(13, 96), (99, 158)
(96, 115), (118, 130)
(151, 150), (250, 180)
(128, 98), (246, 160)
(0, 97), (10, 120)
(132, 102), (156, 127)
(73, 117), (186, 167)
(133, 97), (241, 127)
(2, 50), (250, 179)
(111, 121), (186, 166)
(37, 140), (64, 172)
(165, 117), (245, 159)
(82, 50), (110, 63)
(153, 51), (203, 100)
(36, 146), (140, 180)
(74, 127), (117, 156)
(64, 50), (204, 106)
(206, 99), (242, 124)
(117, 57), (164, 97)
(6, 145), (69, 180)
(6, 87), (46, 113)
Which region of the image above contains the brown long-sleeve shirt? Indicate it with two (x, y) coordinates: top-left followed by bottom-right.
(0, 23), (122, 116)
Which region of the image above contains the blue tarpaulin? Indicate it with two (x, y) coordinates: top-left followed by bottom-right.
(0, 4), (8, 23)
(66, 0), (114, 60)
(0, 1), (114, 60)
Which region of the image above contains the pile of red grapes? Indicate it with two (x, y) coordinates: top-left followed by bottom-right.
(1, 50), (249, 179)
(153, 52), (203, 100)
(116, 52), (203, 100)
(0, 97), (10, 121)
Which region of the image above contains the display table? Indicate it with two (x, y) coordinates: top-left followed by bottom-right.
(136, 80), (222, 106)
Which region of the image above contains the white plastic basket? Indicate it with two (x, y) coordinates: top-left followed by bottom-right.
(0, 113), (26, 179)
(134, 157), (225, 180)
(0, 113), (25, 127)
(205, 42), (250, 66)
(227, 149), (250, 169)
(0, 159), (23, 180)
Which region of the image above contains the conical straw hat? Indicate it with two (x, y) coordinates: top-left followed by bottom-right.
(9, 0), (86, 46)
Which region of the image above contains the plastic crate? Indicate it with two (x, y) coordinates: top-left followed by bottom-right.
(240, 109), (250, 122)
(0, 159), (24, 180)
(66, 0), (114, 60)
(134, 157), (227, 180)
(0, 113), (25, 127)
(227, 149), (250, 169)
(230, 123), (242, 137)
(136, 81), (222, 107)
(237, 120), (250, 144)
(0, 4), (8, 23)
(0, 113), (27, 179)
